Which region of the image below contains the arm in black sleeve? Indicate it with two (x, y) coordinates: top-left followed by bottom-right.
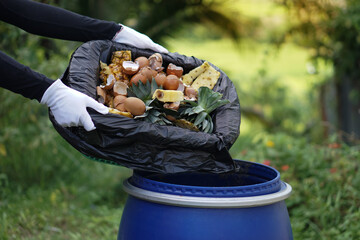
(0, 0), (122, 42)
(0, 0), (123, 101)
(0, 50), (54, 102)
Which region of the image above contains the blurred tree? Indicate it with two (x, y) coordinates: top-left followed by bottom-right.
(1, 0), (257, 77)
(64, 0), (258, 45)
(127, 0), (244, 44)
(276, 0), (360, 141)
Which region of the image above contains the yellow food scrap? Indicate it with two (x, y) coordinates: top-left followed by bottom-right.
(99, 61), (113, 83)
(100, 61), (112, 75)
(108, 108), (133, 118)
(152, 89), (184, 102)
(190, 65), (220, 90)
(111, 50), (131, 65)
(174, 119), (199, 132)
(182, 61), (210, 85)
(109, 51), (132, 81)
(99, 50), (132, 83)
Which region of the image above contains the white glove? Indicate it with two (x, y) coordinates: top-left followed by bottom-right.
(41, 79), (109, 131)
(113, 25), (168, 53)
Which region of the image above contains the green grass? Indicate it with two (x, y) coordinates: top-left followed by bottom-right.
(231, 132), (360, 240)
(0, 91), (131, 239)
(0, 122), (131, 240)
(0, 185), (124, 240)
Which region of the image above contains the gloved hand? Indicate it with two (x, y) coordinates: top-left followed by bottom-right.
(41, 79), (109, 131)
(113, 25), (168, 53)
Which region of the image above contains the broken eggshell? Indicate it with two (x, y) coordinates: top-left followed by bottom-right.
(148, 53), (164, 72)
(163, 101), (180, 111)
(122, 61), (140, 75)
(113, 95), (127, 112)
(101, 74), (116, 90)
(96, 86), (107, 104)
(177, 81), (185, 92)
(166, 63), (183, 78)
(113, 81), (128, 96)
(184, 86), (198, 100)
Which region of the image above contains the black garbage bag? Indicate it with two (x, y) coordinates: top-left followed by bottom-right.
(50, 40), (241, 174)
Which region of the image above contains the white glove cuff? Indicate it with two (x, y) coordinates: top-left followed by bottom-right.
(112, 25), (168, 53)
(112, 24), (124, 42)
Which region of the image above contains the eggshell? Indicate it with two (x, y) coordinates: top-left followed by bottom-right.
(185, 86), (198, 99)
(96, 86), (107, 104)
(130, 73), (147, 86)
(124, 97), (146, 116)
(177, 81), (185, 92)
(114, 95), (127, 112)
(139, 66), (154, 81)
(135, 56), (149, 69)
(149, 53), (163, 72)
(122, 61), (139, 75)
(154, 73), (167, 86)
(113, 81), (128, 96)
(164, 75), (180, 90)
(166, 63), (183, 78)
(102, 74), (115, 90)
(163, 101), (180, 111)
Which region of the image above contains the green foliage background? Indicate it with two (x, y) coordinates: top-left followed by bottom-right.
(0, 0), (359, 239)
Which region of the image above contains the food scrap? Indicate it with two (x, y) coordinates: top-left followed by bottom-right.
(97, 50), (229, 133)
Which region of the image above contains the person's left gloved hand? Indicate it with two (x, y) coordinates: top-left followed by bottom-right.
(41, 79), (109, 131)
(113, 25), (168, 53)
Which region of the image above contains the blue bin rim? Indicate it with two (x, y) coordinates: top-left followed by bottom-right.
(123, 180), (291, 208)
(129, 160), (281, 198)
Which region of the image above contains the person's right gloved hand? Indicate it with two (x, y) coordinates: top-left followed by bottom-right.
(113, 25), (168, 53)
(41, 79), (109, 131)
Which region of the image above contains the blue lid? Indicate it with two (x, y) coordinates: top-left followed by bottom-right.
(130, 160), (281, 197)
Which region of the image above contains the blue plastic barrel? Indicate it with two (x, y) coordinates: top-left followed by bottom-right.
(118, 160), (293, 240)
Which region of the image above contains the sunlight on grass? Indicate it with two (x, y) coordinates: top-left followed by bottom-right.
(167, 37), (321, 97)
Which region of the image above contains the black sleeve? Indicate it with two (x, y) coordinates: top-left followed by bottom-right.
(0, 0), (122, 42)
(0, 0), (122, 102)
(0, 50), (54, 102)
